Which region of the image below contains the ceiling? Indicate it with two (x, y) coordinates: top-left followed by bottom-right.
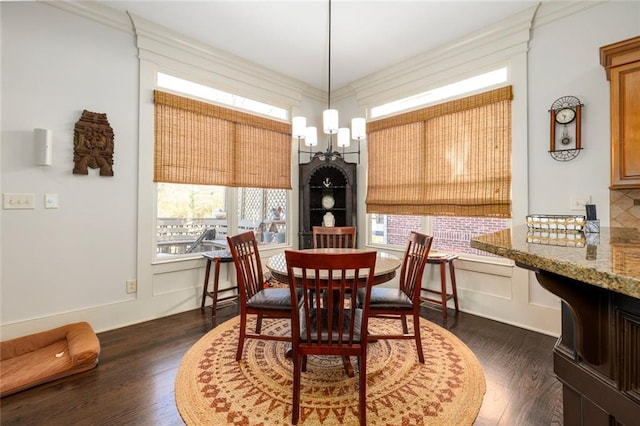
(101, 1), (538, 91)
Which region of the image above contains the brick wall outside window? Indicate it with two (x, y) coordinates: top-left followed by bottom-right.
(386, 215), (422, 245)
(432, 216), (509, 256)
(383, 215), (509, 256)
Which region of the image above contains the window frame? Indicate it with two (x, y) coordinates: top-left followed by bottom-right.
(151, 72), (293, 263)
(364, 65), (514, 262)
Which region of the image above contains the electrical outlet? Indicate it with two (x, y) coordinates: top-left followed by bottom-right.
(570, 195), (591, 211)
(126, 279), (137, 294)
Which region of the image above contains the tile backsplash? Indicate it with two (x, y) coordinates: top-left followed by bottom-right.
(611, 188), (640, 229)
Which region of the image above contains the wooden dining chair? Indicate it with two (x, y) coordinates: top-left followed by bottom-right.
(227, 231), (293, 361)
(358, 231), (433, 363)
(312, 226), (357, 248)
(285, 249), (377, 425)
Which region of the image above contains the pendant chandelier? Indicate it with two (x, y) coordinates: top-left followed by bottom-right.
(294, 0), (366, 163)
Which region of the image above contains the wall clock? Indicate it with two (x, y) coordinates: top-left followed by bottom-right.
(549, 96), (583, 161)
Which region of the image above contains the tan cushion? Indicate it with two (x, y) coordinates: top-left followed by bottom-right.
(0, 322), (100, 397)
(65, 322), (100, 365)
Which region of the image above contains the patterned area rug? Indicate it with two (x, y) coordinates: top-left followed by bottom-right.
(175, 316), (485, 425)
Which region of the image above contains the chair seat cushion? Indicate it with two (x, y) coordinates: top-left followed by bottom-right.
(247, 288), (293, 310)
(357, 287), (413, 310)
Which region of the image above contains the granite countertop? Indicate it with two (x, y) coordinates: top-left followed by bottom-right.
(470, 225), (640, 300)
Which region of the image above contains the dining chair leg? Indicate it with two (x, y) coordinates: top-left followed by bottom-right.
(255, 314), (263, 334)
(236, 314), (247, 361)
(292, 354), (301, 425)
(401, 314), (409, 334)
(210, 259), (222, 317)
(449, 260), (460, 313)
(200, 258), (212, 310)
(439, 261), (449, 320)
(341, 356), (355, 377)
(413, 313), (425, 363)
(359, 353), (367, 425)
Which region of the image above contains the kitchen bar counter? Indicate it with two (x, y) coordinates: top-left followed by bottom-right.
(470, 226), (640, 299)
(471, 225), (640, 424)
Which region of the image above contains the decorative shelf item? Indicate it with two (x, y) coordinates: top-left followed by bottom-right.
(548, 96), (583, 162)
(526, 214), (586, 231)
(526, 230), (586, 248)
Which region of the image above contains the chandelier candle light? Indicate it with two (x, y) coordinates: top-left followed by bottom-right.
(294, 0), (366, 163)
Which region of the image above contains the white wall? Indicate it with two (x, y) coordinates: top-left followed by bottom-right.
(528, 1), (639, 223)
(1, 2), (139, 337)
(524, 1), (638, 329)
(2, 1), (639, 339)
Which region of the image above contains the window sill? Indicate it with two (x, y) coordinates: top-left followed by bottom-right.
(365, 243), (514, 278)
(152, 243), (292, 271)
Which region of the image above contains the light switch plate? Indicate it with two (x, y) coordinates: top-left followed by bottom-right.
(3, 193), (35, 209)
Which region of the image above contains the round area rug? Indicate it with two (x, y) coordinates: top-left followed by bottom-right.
(175, 316), (485, 425)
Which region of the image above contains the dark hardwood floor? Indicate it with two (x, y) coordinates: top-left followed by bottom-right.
(0, 303), (563, 425)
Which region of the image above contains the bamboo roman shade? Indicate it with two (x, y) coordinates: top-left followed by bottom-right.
(154, 90), (292, 189)
(366, 86), (512, 218)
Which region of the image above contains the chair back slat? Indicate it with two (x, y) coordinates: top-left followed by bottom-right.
(399, 232), (433, 300)
(312, 226), (357, 248)
(227, 231), (264, 302)
(285, 250), (376, 353)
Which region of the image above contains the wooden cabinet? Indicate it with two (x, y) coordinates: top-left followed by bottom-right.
(600, 36), (640, 189)
(298, 156), (356, 249)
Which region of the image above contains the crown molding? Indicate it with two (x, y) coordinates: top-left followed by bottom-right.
(349, 4), (538, 108)
(348, 1), (605, 109)
(43, 0), (605, 110)
(44, 0), (134, 34)
(532, 0), (606, 28)
(44, 0), (316, 107)
(129, 12), (310, 108)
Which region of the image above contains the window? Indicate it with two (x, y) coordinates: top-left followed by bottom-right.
(370, 214), (509, 257)
(430, 216), (510, 256)
(367, 68), (511, 256)
(157, 73), (288, 120)
(370, 214), (422, 245)
(237, 187), (288, 245)
(371, 67), (507, 119)
(154, 74), (291, 259)
(157, 183), (227, 256)
(156, 184), (288, 256)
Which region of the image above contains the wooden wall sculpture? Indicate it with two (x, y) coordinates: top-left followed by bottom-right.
(73, 110), (114, 176)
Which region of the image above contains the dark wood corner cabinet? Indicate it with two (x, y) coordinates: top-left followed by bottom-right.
(600, 36), (640, 189)
(298, 156), (357, 249)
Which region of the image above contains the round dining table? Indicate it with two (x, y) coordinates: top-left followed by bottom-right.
(265, 248), (402, 286)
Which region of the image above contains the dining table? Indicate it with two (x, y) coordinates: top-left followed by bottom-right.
(265, 248), (402, 286)
(265, 248), (402, 376)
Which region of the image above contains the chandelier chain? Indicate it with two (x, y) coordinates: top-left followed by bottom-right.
(328, 0), (332, 110)
(295, 0), (363, 164)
